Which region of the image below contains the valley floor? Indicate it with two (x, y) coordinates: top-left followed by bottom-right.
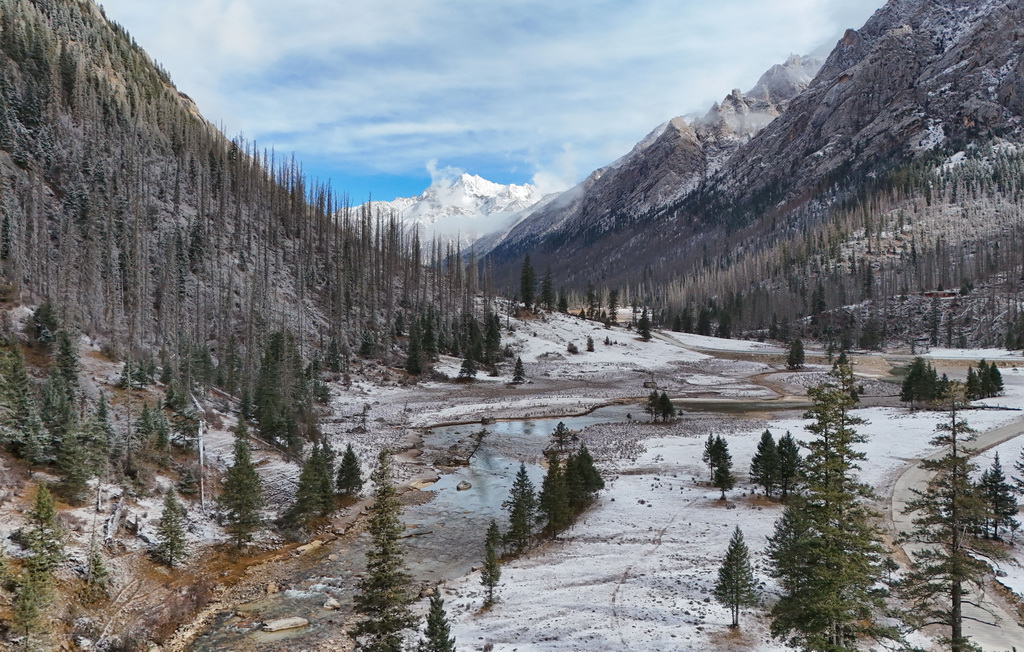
(177, 310), (1024, 652)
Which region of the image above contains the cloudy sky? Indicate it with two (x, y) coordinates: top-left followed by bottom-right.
(99, 0), (883, 202)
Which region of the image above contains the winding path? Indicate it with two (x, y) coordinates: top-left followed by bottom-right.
(891, 415), (1024, 651)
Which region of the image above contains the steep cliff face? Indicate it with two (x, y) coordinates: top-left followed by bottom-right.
(711, 0), (1023, 222)
(485, 0), (1024, 296)
(484, 54), (821, 259)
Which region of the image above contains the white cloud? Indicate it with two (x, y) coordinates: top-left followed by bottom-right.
(99, 0), (884, 198)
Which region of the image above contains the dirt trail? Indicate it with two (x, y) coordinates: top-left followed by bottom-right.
(890, 415), (1024, 651)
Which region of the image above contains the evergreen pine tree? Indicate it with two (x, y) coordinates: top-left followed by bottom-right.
(520, 255), (536, 309)
(481, 519), (501, 607)
(538, 455), (570, 536)
(290, 444), (335, 524)
(12, 567), (47, 644)
(176, 467), (200, 495)
(557, 289), (569, 314)
(0, 346), (47, 464)
(458, 357), (477, 381)
(900, 385), (992, 652)
(337, 442), (365, 497)
(540, 266), (555, 311)
(658, 391), (675, 422)
(24, 483), (64, 575)
(82, 533), (110, 602)
(154, 490), (188, 568)
(712, 438), (735, 500)
(646, 390), (660, 422)
(421, 315), (438, 361)
(702, 433), (717, 482)
(352, 451), (415, 650)
(53, 329), (80, 398)
(637, 308), (652, 341)
(405, 321), (423, 376)
(986, 360), (1003, 396)
(607, 289), (619, 324)
(30, 301), (59, 347)
(775, 431), (801, 501)
(417, 594), (456, 652)
(713, 526), (758, 628)
(565, 445), (604, 513)
(902, 357), (940, 407)
(502, 462), (537, 554)
(965, 366), (980, 401)
(484, 312), (502, 365)
(40, 366), (76, 461)
(1013, 446), (1024, 496)
(749, 430), (779, 497)
(219, 420), (264, 547)
(512, 357), (525, 384)
(550, 421), (573, 452)
(786, 338), (805, 370)
(84, 395), (114, 468)
(767, 361), (896, 650)
(56, 427), (91, 504)
(979, 452), (1018, 539)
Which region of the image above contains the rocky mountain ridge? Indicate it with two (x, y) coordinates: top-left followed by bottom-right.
(481, 0), (1024, 318)
(480, 53), (822, 259)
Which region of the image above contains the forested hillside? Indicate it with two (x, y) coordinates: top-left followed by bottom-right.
(483, 0), (1024, 350)
(0, 0), (492, 396)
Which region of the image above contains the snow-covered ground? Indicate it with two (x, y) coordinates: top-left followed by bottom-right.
(925, 347), (1024, 361)
(431, 362), (1024, 651)
(16, 307), (1024, 652)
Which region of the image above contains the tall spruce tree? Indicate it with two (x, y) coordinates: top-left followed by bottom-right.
(53, 329), (80, 398)
(767, 361), (897, 650)
(405, 320), (423, 376)
(538, 454), (571, 537)
(0, 346), (47, 464)
(154, 489), (188, 568)
(566, 444), (604, 511)
(702, 434), (718, 482)
(775, 431), (801, 501)
(980, 452), (1018, 539)
(713, 526), (758, 628)
(352, 451), (415, 650)
(219, 420), (264, 547)
(712, 438), (735, 500)
(56, 427), (91, 504)
(540, 266), (555, 311)
(290, 444), (336, 524)
(901, 356), (940, 408)
(900, 384), (992, 652)
(12, 566), (47, 645)
(337, 442), (365, 497)
(750, 430), (779, 497)
(82, 533), (109, 602)
(786, 338), (805, 370)
(502, 462), (537, 554)
(658, 391), (675, 422)
(637, 308), (652, 341)
(481, 519), (501, 607)
(417, 594), (456, 652)
(24, 483), (63, 576)
(520, 255), (536, 309)
(512, 357), (525, 384)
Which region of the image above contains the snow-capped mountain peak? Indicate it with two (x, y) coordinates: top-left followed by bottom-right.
(358, 172), (543, 245)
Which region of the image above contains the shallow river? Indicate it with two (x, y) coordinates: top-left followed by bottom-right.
(187, 397), (816, 649)
(189, 404), (639, 650)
